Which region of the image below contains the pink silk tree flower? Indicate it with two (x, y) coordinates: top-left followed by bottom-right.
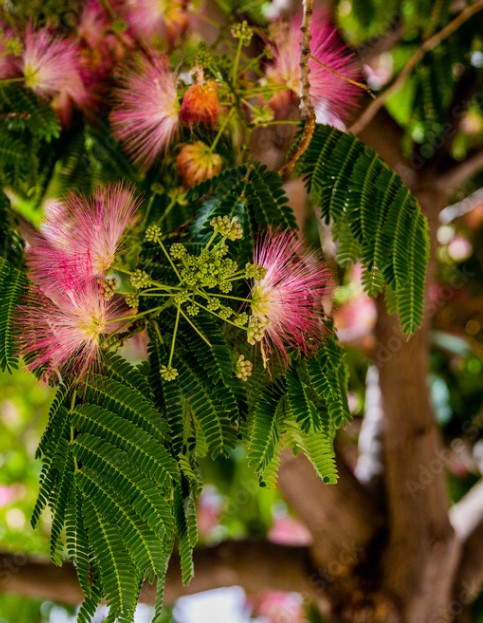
(77, 0), (134, 110)
(0, 26), (20, 80)
(21, 27), (87, 107)
(266, 13), (362, 128)
(19, 281), (129, 382)
(110, 52), (180, 168)
(27, 182), (140, 293)
(123, 0), (189, 45)
(69, 182), (141, 275)
(248, 229), (329, 363)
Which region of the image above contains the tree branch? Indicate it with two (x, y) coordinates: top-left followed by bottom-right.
(277, 451), (383, 575)
(451, 479), (483, 600)
(0, 540), (324, 607)
(349, 1), (483, 136)
(437, 150), (483, 195)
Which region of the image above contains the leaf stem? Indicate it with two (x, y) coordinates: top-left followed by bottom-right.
(168, 303), (181, 368)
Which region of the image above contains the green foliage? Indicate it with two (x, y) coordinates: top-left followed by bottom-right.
(0, 257), (27, 373)
(189, 162), (297, 254)
(32, 356), (187, 622)
(299, 124), (429, 334)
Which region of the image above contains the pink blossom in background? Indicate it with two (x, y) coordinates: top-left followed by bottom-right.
(0, 26), (19, 80)
(249, 591), (305, 623)
(197, 489), (222, 539)
(19, 281), (130, 381)
(21, 27), (87, 109)
(77, 0), (134, 108)
(249, 229), (329, 363)
(268, 515), (312, 546)
(110, 52), (179, 167)
(122, 0), (189, 44)
(0, 485), (19, 508)
(266, 13), (361, 128)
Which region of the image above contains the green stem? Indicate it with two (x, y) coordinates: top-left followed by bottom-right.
(106, 305), (167, 324)
(209, 108), (234, 153)
(159, 196), (178, 226)
(157, 239), (182, 281)
(0, 77), (24, 85)
(141, 193), (156, 229)
(196, 289), (249, 304)
(112, 265), (181, 291)
(168, 304), (181, 368)
(196, 300), (248, 331)
(179, 307), (212, 347)
(232, 38), (243, 82)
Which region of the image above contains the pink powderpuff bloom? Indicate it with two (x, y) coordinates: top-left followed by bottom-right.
(110, 53), (179, 168)
(77, 0), (134, 109)
(27, 182), (140, 293)
(21, 27), (87, 107)
(248, 591), (305, 623)
(266, 13), (361, 128)
(19, 280), (129, 382)
(0, 26), (20, 80)
(123, 0), (189, 45)
(248, 229), (329, 363)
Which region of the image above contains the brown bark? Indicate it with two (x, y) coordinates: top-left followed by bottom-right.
(278, 451), (383, 576)
(0, 541), (323, 607)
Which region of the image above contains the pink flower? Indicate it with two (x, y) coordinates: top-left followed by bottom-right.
(27, 183), (140, 292)
(248, 229), (329, 363)
(110, 52), (179, 167)
(266, 13), (361, 128)
(123, 0), (189, 44)
(268, 516), (312, 546)
(21, 27), (87, 107)
(77, 0), (134, 108)
(19, 281), (129, 382)
(249, 591), (305, 623)
(0, 25), (19, 80)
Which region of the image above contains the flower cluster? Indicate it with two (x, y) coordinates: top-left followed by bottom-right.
(19, 183), (139, 381)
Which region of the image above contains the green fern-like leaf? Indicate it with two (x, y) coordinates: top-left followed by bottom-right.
(303, 334), (351, 430)
(0, 86), (60, 141)
(299, 125), (429, 334)
(32, 357), (191, 622)
(286, 370), (320, 433)
(0, 258), (27, 372)
(176, 356), (237, 457)
(173, 484), (195, 585)
(248, 382), (285, 476)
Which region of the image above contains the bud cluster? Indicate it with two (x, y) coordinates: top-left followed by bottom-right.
(235, 354), (253, 381)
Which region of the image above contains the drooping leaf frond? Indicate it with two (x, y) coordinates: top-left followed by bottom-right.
(32, 355), (190, 621)
(0, 257), (27, 372)
(299, 125), (429, 334)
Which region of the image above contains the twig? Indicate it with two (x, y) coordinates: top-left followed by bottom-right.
(437, 149), (483, 194)
(277, 0), (316, 177)
(349, 0), (483, 136)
